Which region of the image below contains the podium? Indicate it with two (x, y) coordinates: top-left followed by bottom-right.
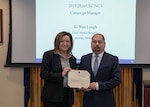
(144, 80), (150, 107)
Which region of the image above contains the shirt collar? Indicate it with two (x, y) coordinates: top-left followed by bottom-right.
(55, 51), (72, 59)
(92, 51), (104, 58)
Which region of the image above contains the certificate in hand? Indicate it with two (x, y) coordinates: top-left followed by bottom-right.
(68, 69), (90, 88)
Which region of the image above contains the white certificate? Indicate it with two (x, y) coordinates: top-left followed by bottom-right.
(68, 69), (90, 88)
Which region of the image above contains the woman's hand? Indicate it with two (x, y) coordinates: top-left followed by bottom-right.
(62, 67), (71, 77)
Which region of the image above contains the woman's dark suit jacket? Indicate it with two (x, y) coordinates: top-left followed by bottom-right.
(79, 52), (121, 107)
(40, 50), (76, 105)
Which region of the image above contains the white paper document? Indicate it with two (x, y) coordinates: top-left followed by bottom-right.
(68, 69), (90, 88)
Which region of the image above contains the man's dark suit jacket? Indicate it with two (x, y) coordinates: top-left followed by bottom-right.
(79, 52), (121, 107)
(40, 50), (76, 105)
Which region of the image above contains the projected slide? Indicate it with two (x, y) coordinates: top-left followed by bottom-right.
(36, 0), (136, 64)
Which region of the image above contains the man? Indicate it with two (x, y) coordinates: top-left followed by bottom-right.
(78, 33), (121, 107)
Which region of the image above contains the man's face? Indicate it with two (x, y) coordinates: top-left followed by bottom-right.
(91, 34), (105, 54)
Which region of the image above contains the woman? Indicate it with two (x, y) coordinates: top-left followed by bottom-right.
(40, 31), (77, 107)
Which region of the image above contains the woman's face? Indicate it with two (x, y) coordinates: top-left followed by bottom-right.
(59, 35), (71, 53)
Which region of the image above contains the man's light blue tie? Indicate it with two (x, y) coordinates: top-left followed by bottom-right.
(94, 56), (98, 77)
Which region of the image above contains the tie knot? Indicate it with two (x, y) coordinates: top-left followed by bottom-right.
(95, 55), (99, 59)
